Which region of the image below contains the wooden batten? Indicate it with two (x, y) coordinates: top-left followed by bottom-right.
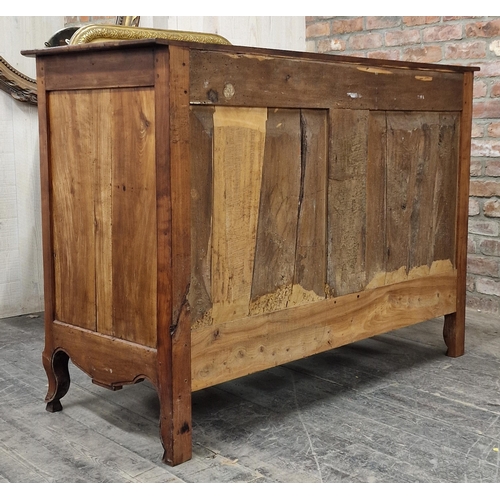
(189, 50), (464, 111)
(191, 270), (457, 391)
(42, 48), (156, 90)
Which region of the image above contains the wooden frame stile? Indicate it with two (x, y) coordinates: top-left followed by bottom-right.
(443, 70), (474, 357)
(155, 44), (193, 466)
(37, 57), (71, 411)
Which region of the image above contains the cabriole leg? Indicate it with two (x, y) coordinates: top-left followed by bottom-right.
(42, 349), (71, 412)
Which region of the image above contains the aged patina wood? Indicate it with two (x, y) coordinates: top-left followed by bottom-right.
(27, 39), (477, 466)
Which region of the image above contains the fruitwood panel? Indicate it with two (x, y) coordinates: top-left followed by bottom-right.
(431, 114), (459, 263)
(365, 112), (387, 286)
(50, 92), (96, 331)
(386, 112), (459, 277)
(325, 110), (459, 295)
(190, 106), (214, 326)
(49, 88), (157, 347)
(111, 88), (156, 347)
(190, 105), (329, 325)
(189, 50), (463, 111)
(327, 109), (369, 297)
(211, 107), (268, 324)
(251, 109), (302, 308)
(293, 110), (328, 299)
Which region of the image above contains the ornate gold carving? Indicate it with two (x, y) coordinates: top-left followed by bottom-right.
(0, 55), (37, 105)
(69, 24), (231, 46)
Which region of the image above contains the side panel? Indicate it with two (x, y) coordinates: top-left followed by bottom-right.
(48, 88), (157, 347)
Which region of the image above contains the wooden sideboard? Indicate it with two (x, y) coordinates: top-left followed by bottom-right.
(24, 39), (477, 466)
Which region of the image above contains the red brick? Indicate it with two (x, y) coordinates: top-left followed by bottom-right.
(466, 274), (476, 292)
(466, 20), (500, 38)
(476, 277), (500, 296)
(306, 22), (331, 38)
(473, 101), (500, 119)
(491, 82), (500, 97)
(423, 25), (463, 43)
(469, 180), (500, 196)
(366, 17), (401, 30)
(445, 41), (487, 59)
(469, 236), (478, 253)
(470, 160), (483, 176)
(471, 122), (484, 138)
(488, 123), (500, 137)
(471, 139), (500, 158)
(331, 18), (363, 34)
(484, 199), (500, 217)
(469, 197), (480, 215)
(467, 255), (499, 276)
(403, 16), (440, 26)
(486, 160), (500, 176)
(385, 29), (420, 47)
(349, 33), (383, 51)
(317, 38), (345, 53)
(403, 46), (442, 63)
(469, 219), (499, 236)
(473, 80), (488, 98)
(467, 294), (500, 313)
(476, 61), (500, 78)
(444, 17), (477, 21)
(480, 238), (500, 256)
(367, 49), (401, 61)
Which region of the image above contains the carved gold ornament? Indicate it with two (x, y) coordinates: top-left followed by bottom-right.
(69, 24), (231, 46)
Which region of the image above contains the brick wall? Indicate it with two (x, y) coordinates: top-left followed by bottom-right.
(307, 16), (500, 315)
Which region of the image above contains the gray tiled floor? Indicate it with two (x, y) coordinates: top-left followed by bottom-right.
(0, 310), (499, 483)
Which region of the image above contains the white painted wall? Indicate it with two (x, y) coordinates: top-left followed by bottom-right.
(0, 16), (305, 319)
(140, 16), (306, 51)
(0, 16), (64, 318)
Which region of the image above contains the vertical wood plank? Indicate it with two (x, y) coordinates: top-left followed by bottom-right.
(386, 112), (459, 283)
(444, 73), (472, 358)
(432, 113), (459, 264)
(49, 91), (96, 331)
(111, 88), (157, 347)
(189, 106), (214, 327)
(156, 45), (193, 466)
(250, 108), (302, 311)
(365, 111), (387, 288)
(211, 106), (267, 324)
(386, 112), (436, 276)
(94, 91), (113, 335)
(293, 109), (328, 300)
(327, 109), (368, 297)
